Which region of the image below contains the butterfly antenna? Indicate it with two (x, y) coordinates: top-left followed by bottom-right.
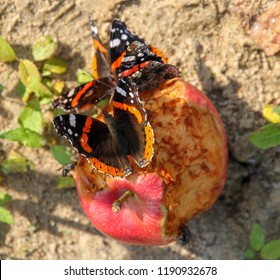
(89, 14), (99, 40)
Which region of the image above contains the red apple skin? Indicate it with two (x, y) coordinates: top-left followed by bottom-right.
(72, 78), (228, 246)
(74, 167), (176, 245)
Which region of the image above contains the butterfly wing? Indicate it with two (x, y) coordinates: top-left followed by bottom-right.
(110, 19), (145, 74)
(89, 15), (112, 80)
(129, 60), (180, 92)
(52, 77), (115, 112)
(119, 40), (163, 77)
(53, 114), (132, 177)
(110, 19), (168, 75)
(147, 45), (168, 64)
(112, 77), (154, 167)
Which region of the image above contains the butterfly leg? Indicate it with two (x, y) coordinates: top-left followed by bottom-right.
(62, 162), (77, 177)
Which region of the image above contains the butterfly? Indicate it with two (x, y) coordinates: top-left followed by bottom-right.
(110, 18), (168, 75)
(53, 76), (154, 177)
(110, 19), (179, 90)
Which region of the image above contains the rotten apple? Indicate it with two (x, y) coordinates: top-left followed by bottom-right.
(72, 78), (228, 246)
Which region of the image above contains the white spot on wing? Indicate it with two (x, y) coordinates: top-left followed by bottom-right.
(116, 86), (127, 97)
(67, 88), (75, 98)
(110, 38), (121, 48)
(122, 55), (136, 62)
(90, 25), (98, 35)
(69, 114), (76, 127)
(121, 34), (128, 40)
(67, 128), (73, 135)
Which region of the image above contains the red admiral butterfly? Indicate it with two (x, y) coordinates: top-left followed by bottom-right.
(110, 18), (168, 75)
(53, 77), (154, 177)
(52, 15), (116, 112)
(110, 19), (179, 90)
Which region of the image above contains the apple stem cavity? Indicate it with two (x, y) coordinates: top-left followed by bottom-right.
(112, 190), (134, 213)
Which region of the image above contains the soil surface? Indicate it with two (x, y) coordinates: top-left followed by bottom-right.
(0, 0), (279, 259)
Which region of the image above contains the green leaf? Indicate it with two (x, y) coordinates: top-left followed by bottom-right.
(273, 105), (280, 116)
(53, 108), (65, 117)
(262, 105), (280, 123)
(42, 69), (52, 77)
(18, 59), (41, 90)
(0, 206), (14, 224)
(0, 127), (45, 147)
(39, 97), (52, 105)
(41, 77), (53, 89)
(0, 192), (13, 206)
(52, 80), (65, 94)
(42, 78), (65, 95)
(56, 176), (75, 189)
(34, 82), (52, 98)
(97, 96), (110, 110)
(32, 35), (57, 61)
(77, 69), (93, 84)
(17, 81), (27, 98)
(248, 124), (280, 149)
(43, 57), (67, 74)
(244, 249), (256, 259)
(1, 153), (34, 175)
(17, 81), (34, 103)
(18, 99), (43, 133)
(0, 83), (4, 91)
(261, 240), (280, 260)
(249, 223), (265, 251)
(0, 36), (17, 62)
(51, 145), (73, 165)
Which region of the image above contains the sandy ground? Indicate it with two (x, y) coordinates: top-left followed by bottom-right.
(0, 0), (279, 259)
